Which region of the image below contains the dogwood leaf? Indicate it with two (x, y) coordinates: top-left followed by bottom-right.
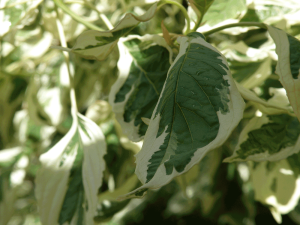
(250, 159), (300, 223)
(188, 0), (214, 18)
(121, 32), (245, 198)
(71, 3), (157, 61)
(267, 25), (300, 122)
(35, 113), (106, 225)
(109, 35), (172, 141)
(224, 114), (300, 162)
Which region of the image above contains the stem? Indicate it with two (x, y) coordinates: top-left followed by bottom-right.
(54, 5), (78, 118)
(191, 10), (205, 32)
(158, 0), (190, 34)
(53, 0), (103, 31)
(203, 22), (267, 36)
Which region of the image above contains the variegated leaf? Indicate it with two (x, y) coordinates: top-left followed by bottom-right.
(35, 113), (106, 225)
(109, 34), (172, 141)
(121, 32), (245, 198)
(224, 114), (300, 162)
(235, 81), (294, 116)
(267, 25), (300, 122)
(71, 3), (157, 61)
(250, 159), (300, 223)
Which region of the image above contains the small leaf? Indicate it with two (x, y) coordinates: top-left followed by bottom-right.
(123, 32), (244, 198)
(109, 34), (172, 141)
(187, 0), (214, 18)
(267, 25), (300, 122)
(236, 82), (294, 116)
(71, 3), (157, 61)
(250, 159), (300, 223)
(224, 114), (300, 162)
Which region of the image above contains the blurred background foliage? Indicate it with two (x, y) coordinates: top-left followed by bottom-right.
(1, 0), (300, 224)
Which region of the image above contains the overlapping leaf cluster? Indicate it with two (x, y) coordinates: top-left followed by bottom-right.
(1, 0), (300, 224)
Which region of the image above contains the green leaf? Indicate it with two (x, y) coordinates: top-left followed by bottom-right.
(235, 82), (294, 116)
(109, 34), (172, 141)
(1, 0), (43, 36)
(35, 113), (106, 225)
(267, 25), (300, 122)
(250, 159), (300, 223)
(202, 0), (247, 26)
(224, 114), (300, 162)
(71, 3), (157, 61)
(122, 32), (245, 198)
(187, 0), (214, 18)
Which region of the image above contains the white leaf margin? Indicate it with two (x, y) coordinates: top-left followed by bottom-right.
(224, 115), (300, 163)
(267, 25), (300, 122)
(109, 34), (173, 142)
(120, 34), (245, 199)
(78, 113), (107, 225)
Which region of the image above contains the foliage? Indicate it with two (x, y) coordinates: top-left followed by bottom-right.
(1, 0), (300, 224)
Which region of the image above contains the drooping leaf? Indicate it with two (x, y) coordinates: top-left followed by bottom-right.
(79, 114), (107, 225)
(122, 32), (245, 198)
(187, 0), (214, 18)
(249, 159), (300, 223)
(267, 25), (300, 122)
(224, 114), (300, 162)
(71, 3), (157, 61)
(109, 34), (172, 141)
(35, 113), (106, 225)
(235, 82), (294, 116)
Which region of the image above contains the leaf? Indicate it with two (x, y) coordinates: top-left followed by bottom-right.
(202, 0), (247, 26)
(109, 34), (172, 141)
(224, 114), (300, 162)
(187, 0), (214, 19)
(122, 32), (245, 198)
(1, 0), (43, 36)
(71, 3), (157, 61)
(235, 82), (294, 116)
(249, 159), (300, 223)
(35, 113), (106, 225)
(79, 114), (106, 225)
(267, 25), (300, 122)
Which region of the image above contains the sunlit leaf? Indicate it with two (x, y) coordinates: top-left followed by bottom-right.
(250, 159), (300, 223)
(109, 34), (172, 141)
(187, 0), (214, 18)
(202, 0), (247, 26)
(267, 25), (300, 122)
(225, 114), (300, 162)
(0, 0), (43, 36)
(121, 32), (245, 198)
(35, 113), (106, 225)
(235, 82), (294, 116)
(71, 3), (157, 61)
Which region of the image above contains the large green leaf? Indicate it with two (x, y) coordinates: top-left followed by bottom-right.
(35, 113), (106, 225)
(121, 32), (245, 198)
(71, 3), (157, 61)
(267, 26), (300, 122)
(225, 114), (300, 163)
(109, 34), (172, 141)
